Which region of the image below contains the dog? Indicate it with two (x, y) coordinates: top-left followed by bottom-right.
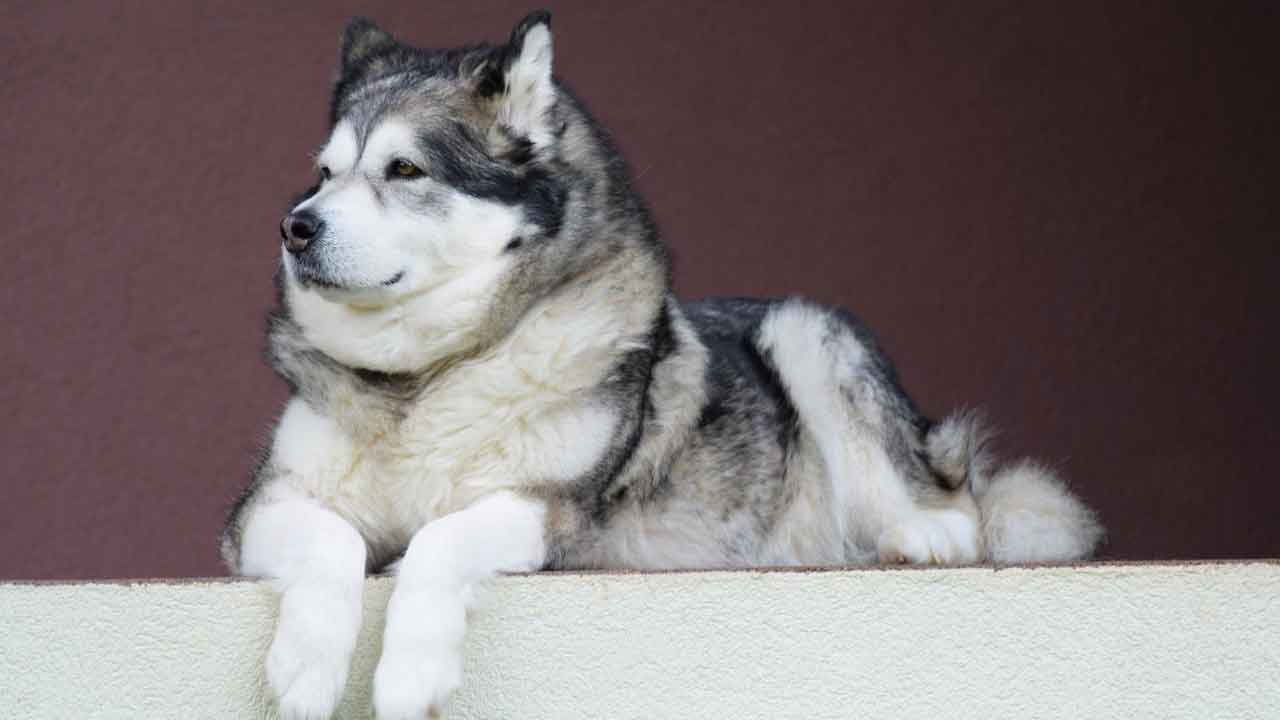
(221, 11), (1102, 719)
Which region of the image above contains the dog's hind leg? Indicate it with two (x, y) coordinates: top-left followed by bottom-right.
(756, 299), (982, 565)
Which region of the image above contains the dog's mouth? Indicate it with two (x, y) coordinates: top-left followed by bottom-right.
(290, 261), (345, 291)
(288, 255), (406, 296)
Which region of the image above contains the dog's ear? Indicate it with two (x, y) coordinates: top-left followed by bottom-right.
(338, 17), (398, 78)
(477, 11), (557, 147)
(332, 18), (401, 123)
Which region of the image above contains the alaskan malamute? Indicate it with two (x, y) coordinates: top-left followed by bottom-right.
(223, 11), (1101, 719)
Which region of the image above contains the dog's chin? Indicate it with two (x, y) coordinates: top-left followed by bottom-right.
(290, 263), (406, 309)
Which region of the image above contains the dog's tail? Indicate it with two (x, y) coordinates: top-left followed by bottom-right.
(925, 411), (1103, 563)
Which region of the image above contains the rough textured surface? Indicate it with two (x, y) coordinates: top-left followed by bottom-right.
(3, 563), (1278, 718)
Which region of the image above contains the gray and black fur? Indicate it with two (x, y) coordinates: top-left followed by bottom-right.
(223, 11), (1102, 578)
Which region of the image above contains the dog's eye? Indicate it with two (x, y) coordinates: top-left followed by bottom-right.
(319, 165), (331, 181)
(388, 159), (424, 180)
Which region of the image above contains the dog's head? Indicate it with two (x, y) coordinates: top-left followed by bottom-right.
(280, 12), (575, 371)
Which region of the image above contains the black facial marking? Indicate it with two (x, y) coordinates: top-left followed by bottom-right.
(418, 121), (568, 239)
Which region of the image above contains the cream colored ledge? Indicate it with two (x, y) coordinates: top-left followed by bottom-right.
(3, 562), (1278, 719)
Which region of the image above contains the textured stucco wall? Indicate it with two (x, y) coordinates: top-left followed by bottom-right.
(3, 563), (1278, 719)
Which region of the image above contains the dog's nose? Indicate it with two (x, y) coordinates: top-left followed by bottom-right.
(280, 211), (324, 253)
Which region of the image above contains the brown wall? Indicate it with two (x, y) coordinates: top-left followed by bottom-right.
(1, 2), (1276, 580)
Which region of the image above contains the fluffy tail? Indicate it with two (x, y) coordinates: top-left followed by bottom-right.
(926, 412), (1103, 563)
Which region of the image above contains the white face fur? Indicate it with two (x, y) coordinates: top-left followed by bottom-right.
(282, 23), (556, 374)
(288, 118), (529, 303)
(282, 118), (530, 372)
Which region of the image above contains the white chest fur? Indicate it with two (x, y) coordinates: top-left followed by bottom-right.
(268, 284), (644, 556)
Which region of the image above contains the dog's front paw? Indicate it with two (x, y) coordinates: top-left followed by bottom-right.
(374, 588), (468, 719)
(877, 510), (981, 565)
(268, 649), (349, 720)
(266, 587), (360, 720)
(372, 647), (463, 720)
